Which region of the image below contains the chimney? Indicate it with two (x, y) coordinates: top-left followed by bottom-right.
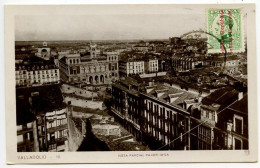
(238, 92), (243, 101)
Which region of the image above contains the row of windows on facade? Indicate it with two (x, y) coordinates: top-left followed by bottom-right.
(16, 73), (59, 79)
(47, 129), (67, 142)
(108, 56), (117, 61)
(146, 101), (174, 119)
(201, 109), (216, 121)
(17, 69), (58, 74)
(68, 56), (118, 64)
(17, 65), (55, 71)
(46, 118), (67, 129)
(198, 126), (212, 143)
(146, 118), (172, 133)
(16, 79), (59, 85)
(68, 58), (80, 64)
(146, 127), (178, 145)
(80, 64), (117, 73)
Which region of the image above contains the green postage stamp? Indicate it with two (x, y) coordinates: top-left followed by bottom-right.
(207, 8), (244, 53)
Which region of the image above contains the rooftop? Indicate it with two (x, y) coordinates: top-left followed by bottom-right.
(201, 86), (240, 111)
(143, 82), (197, 109)
(16, 84), (66, 115)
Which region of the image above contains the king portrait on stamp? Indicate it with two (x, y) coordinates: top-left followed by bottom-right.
(207, 8), (245, 53)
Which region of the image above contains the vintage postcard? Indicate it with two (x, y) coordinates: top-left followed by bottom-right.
(5, 4), (257, 164)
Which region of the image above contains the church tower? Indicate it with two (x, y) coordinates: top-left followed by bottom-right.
(90, 44), (97, 59)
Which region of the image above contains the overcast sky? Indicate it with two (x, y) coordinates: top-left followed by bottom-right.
(15, 13), (206, 41)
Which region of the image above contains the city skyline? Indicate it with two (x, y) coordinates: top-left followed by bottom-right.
(15, 14), (205, 41)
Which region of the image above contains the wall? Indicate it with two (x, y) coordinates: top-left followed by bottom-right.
(62, 84), (98, 98)
(67, 115), (84, 151)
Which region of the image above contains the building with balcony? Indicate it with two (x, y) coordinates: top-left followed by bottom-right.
(110, 77), (200, 150)
(111, 77), (142, 140)
(119, 60), (145, 77)
(140, 82), (198, 150)
(15, 56), (60, 87)
(189, 86), (248, 150)
(59, 44), (118, 84)
(16, 84), (69, 152)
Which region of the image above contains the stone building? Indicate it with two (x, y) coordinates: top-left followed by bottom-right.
(59, 44), (119, 84)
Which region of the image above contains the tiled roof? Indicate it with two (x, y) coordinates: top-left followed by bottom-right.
(144, 83), (197, 108)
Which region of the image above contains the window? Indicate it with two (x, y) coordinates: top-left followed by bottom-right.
(234, 115), (243, 134)
(234, 138), (242, 149)
(57, 120), (61, 126)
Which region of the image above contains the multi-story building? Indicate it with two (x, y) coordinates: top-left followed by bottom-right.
(119, 61), (145, 77)
(16, 95), (39, 152)
(111, 77), (200, 150)
(146, 59), (158, 73)
(140, 82), (198, 150)
(172, 55), (197, 72)
(15, 54), (60, 87)
(59, 44), (118, 84)
(215, 93), (248, 150)
(110, 77), (142, 140)
(15, 62), (60, 87)
(16, 84), (69, 152)
(189, 86), (248, 150)
(110, 74), (248, 150)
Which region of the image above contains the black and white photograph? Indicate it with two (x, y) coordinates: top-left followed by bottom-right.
(4, 3), (257, 164)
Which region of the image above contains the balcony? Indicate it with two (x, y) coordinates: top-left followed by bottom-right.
(111, 107), (125, 119)
(125, 118), (140, 130)
(17, 128), (33, 136)
(47, 124), (68, 133)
